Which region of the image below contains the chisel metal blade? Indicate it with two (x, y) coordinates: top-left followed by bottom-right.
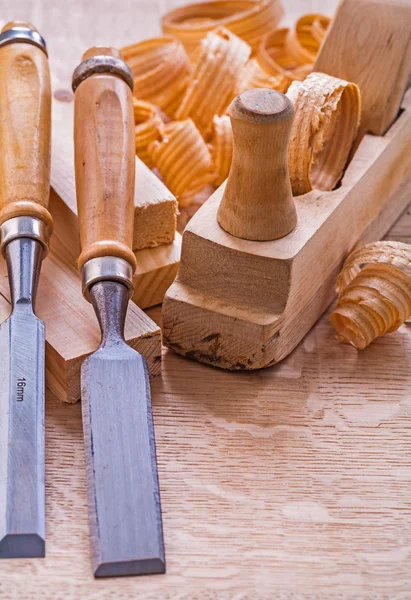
(0, 239), (45, 558)
(81, 281), (165, 578)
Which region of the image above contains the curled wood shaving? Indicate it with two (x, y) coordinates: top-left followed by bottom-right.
(285, 14), (331, 65)
(235, 58), (288, 95)
(121, 11), (338, 202)
(257, 28), (314, 92)
(175, 27), (251, 137)
(311, 15), (330, 44)
(121, 36), (191, 118)
(331, 242), (411, 349)
(286, 71), (361, 196)
(133, 98), (164, 168)
(211, 115), (233, 185)
(161, 0), (284, 55)
(148, 119), (216, 206)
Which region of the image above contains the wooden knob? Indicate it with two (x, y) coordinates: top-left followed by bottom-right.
(73, 47), (136, 271)
(0, 22), (52, 231)
(217, 88), (297, 241)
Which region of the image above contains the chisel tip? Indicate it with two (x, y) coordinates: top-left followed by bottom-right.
(94, 556), (165, 578)
(0, 533), (45, 559)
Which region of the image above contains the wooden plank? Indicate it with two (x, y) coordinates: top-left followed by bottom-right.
(2, 300), (411, 598)
(386, 205), (411, 241)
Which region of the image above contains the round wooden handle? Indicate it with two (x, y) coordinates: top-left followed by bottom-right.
(217, 88), (297, 241)
(73, 47), (136, 271)
(0, 22), (52, 230)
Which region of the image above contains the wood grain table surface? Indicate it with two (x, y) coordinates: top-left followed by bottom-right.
(1, 1), (411, 598)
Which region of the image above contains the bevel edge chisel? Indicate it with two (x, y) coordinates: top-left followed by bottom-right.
(0, 21), (52, 559)
(72, 47), (165, 578)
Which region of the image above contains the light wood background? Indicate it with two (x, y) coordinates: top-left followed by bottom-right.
(2, 1), (411, 598)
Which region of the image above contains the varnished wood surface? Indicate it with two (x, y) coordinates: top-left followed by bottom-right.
(2, 1), (411, 598)
(51, 97), (181, 310)
(52, 93), (178, 253)
(74, 48), (137, 270)
(0, 22), (52, 229)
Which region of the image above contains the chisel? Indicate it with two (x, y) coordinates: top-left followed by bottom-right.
(0, 22), (52, 558)
(72, 47), (165, 578)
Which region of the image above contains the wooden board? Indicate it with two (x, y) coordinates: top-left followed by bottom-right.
(2, 278), (411, 598)
(2, 0), (411, 598)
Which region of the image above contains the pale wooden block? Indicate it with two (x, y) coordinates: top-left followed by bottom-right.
(51, 97), (178, 251)
(21, 182), (176, 403)
(21, 175), (178, 403)
(132, 237), (181, 308)
(133, 161), (178, 250)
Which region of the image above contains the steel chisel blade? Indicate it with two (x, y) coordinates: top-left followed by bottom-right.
(0, 308), (45, 558)
(82, 344), (165, 577)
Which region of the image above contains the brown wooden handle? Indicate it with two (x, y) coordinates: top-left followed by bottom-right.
(0, 22), (52, 230)
(73, 47), (136, 272)
(217, 88), (297, 241)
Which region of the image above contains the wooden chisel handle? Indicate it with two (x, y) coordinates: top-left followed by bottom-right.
(73, 47), (137, 284)
(0, 21), (52, 239)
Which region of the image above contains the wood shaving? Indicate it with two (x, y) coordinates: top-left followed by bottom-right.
(285, 14), (331, 64)
(331, 241), (411, 349)
(211, 115), (233, 186)
(175, 27), (251, 137)
(148, 119), (216, 206)
(133, 98), (164, 168)
(121, 36), (191, 118)
(235, 58), (288, 95)
(161, 0), (284, 55)
(287, 71), (361, 196)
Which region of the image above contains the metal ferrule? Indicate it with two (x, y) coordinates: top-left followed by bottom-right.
(0, 216), (50, 257)
(82, 256), (134, 301)
(72, 55), (134, 93)
(4, 237), (44, 311)
(0, 26), (48, 56)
